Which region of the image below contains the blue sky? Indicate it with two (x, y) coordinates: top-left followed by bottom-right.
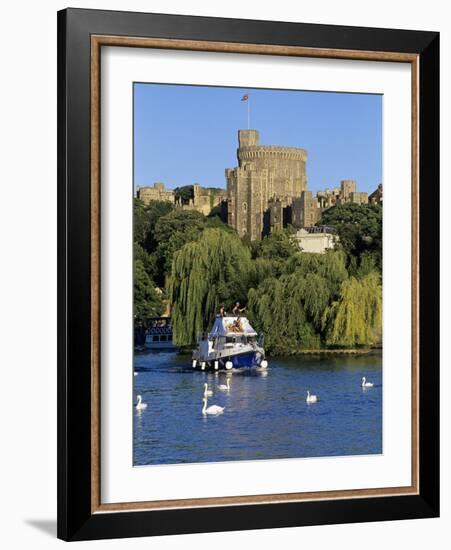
(134, 83), (382, 194)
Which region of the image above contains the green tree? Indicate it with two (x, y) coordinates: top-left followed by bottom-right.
(320, 203), (382, 270)
(133, 199), (150, 247)
(250, 228), (298, 280)
(252, 227), (298, 260)
(144, 200), (175, 253)
(283, 249), (348, 297)
(324, 271), (382, 347)
(134, 242), (157, 281)
(174, 185), (194, 203)
(134, 259), (164, 322)
(154, 210), (206, 283)
(247, 275), (320, 354)
(355, 251), (378, 278)
(154, 209), (205, 243)
(247, 251), (349, 353)
(168, 228), (253, 346)
(207, 204), (224, 220)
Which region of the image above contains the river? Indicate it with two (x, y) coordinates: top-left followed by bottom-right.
(133, 351), (382, 466)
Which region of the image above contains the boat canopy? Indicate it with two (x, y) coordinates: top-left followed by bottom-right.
(209, 316), (258, 337)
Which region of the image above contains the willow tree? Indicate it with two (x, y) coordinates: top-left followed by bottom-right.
(325, 271), (382, 347)
(168, 228), (252, 346)
(133, 259), (164, 323)
(283, 249), (348, 295)
(248, 273), (322, 354)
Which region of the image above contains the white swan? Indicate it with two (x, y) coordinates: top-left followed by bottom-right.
(203, 383), (213, 397)
(134, 372), (138, 377)
(218, 378), (231, 392)
(202, 396), (224, 416)
(362, 377), (374, 388)
(135, 395), (147, 410)
(306, 390), (318, 404)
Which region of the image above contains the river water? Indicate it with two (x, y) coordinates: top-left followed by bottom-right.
(133, 351), (382, 466)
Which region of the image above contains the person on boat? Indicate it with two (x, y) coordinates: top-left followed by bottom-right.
(219, 304), (226, 317)
(232, 302), (245, 316)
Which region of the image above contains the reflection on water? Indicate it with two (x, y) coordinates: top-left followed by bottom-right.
(133, 352), (382, 466)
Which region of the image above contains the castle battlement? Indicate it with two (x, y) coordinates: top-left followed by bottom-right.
(238, 146), (307, 162)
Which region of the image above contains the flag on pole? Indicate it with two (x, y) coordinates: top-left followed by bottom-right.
(241, 94), (249, 101)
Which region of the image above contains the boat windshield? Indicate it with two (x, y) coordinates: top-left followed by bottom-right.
(224, 335), (257, 344)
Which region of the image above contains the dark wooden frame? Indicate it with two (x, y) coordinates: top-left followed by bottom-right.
(57, 7), (439, 541)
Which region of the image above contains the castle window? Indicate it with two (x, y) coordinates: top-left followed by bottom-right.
(242, 202), (247, 212)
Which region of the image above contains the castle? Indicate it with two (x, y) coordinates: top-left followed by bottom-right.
(137, 182), (174, 204)
(175, 184), (227, 216)
(226, 130), (308, 240)
(226, 129), (373, 240)
(137, 182), (226, 216)
(137, 129), (380, 241)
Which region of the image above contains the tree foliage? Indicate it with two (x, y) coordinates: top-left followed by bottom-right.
(174, 185), (194, 203)
(133, 198), (383, 351)
(324, 271), (382, 347)
(133, 199), (151, 247)
(133, 199), (174, 252)
(320, 203), (382, 270)
(153, 210), (206, 283)
(249, 228), (299, 280)
(168, 228), (252, 346)
(134, 259), (164, 322)
(134, 242), (157, 281)
(247, 251), (348, 353)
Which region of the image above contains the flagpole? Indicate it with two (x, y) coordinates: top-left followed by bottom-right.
(247, 96), (250, 129)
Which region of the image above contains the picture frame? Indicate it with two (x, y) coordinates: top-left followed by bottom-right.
(57, 7), (439, 541)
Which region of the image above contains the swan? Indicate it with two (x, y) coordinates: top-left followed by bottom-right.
(362, 377), (374, 388)
(135, 395), (147, 410)
(203, 383), (213, 397)
(218, 378), (231, 392)
(202, 396), (224, 416)
(306, 390), (318, 404)
(134, 372), (138, 376)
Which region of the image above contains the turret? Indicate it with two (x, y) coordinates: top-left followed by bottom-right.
(238, 129), (259, 148)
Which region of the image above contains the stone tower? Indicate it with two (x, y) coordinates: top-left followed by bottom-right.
(340, 179), (357, 201)
(226, 130), (308, 240)
(292, 191), (320, 228)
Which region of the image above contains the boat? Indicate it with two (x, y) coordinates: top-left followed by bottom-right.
(144, 317), (177, 350)
(192, 315), (267, 370)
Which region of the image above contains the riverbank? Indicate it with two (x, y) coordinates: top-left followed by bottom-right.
(296, 348), (379, 355)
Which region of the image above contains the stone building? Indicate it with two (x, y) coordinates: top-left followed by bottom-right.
(267, 199), (284, 233)
(336, 180), (368, 205)
(369, 183), (383, 204)
(316, 180), (369, 209)
(226, 130), (308, 240)
(317, 187), (341, 209)
(349, 191), (369, 205)
(137, 182), (227, 216)
(340, 179), (357, 201)
(176, 184), (227, 216)
(137, 182), (175, 205)
(292, 191), (321, 228)
(292, 226), (339, 254)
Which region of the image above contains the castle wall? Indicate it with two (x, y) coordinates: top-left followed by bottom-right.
(350, 191), (369, 205)
(137, 183), (175, 205)
(292, 191), (320, 228)
(226, 130), (308, 239)
(340, 179), (357, 200)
